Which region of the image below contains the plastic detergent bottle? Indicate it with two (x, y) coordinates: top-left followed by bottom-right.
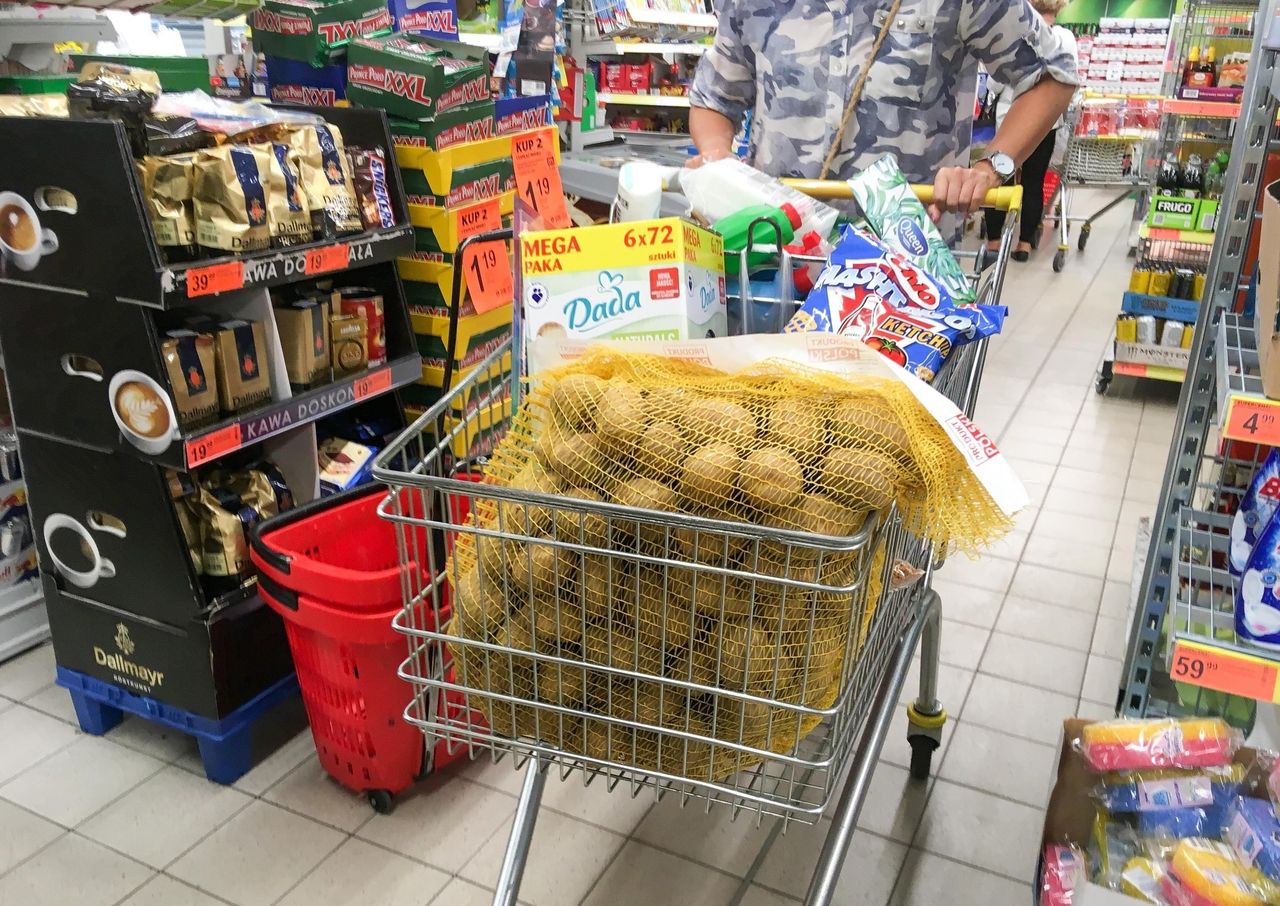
(680, 157), (840, 243)
(715, 203), (801, 274)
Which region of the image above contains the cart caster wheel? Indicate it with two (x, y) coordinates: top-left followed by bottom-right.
(1096, 376), (1111, 395)
(1078, 224), (1091, 251)
(1052, 249), (1066, 272)
(367, 790), (394, 814)
(908, 735), (939, 781)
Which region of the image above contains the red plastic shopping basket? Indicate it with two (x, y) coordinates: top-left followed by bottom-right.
(249, 485), (458, 813)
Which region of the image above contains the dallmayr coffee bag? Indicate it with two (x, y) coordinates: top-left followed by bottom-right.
(346, 32), (489, 121)
(251, 0), (394, 67)
(288, 123), (363, 239)
(139, 153), (198, 262)
(268, 141), (313, 247)
(193, 143), (273, 255)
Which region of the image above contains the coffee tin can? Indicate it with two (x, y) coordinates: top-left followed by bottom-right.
(337, 287), (385, 366)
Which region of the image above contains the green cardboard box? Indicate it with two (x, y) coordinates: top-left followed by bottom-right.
(400, 158), (515, 207)
(347, 32), (490, 120)
(1148, 195), (1200, 231)
(251, 0), (393, 67)
(387, 102), (496, 153)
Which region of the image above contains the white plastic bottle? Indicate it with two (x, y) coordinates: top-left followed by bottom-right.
(678, 158), (840, 243)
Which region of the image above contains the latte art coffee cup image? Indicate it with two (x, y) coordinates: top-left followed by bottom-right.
(107, 370), (180, 455)
(0, 203), (36, 251)
(0, 191), (59, 272)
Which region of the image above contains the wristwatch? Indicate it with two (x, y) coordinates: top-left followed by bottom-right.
(982, 151), (1016, 183)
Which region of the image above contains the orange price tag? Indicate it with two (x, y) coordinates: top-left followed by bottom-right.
(185, 423), (242, 469)
(353, 367), (393, 400)
(1171, 641), (1279, 701)
(304, 243), (349, 276)
(186, 261), (244, 298)
(456, 198), (501, 242)
(512, 130), (570, 229)
(463, 239), (514, 314)
(1224, 397), (1280, 443)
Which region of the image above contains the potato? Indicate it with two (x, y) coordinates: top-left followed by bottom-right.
(763, 400), (826, 461)
(680, 442), (739, 508)
(511, 544), (575, 600)
(820, 447), (897, 511)
(535, 662), (586, 707)
(613, 478), (678, 550)
(540, 431), (605, 488)
(594, 382), (647, 451)
(579, 554), (635, 622)
(553, 487), (609, 546)
(644, 386), (691, 414)
(633, 419), (687, 476)
(452, 567), (506, 637)
(669, 567), (747, 618)
(740, 447), (804, 511)
(497, 463), (561, 536)
(684, 398), (755, 450)
(635, 570), (697, 649)
(664, 642), (716, 687)
(530, 593), (585, 646)
(717, 621), (776, 691)
(828, 401), (911, 462)
(549, 373), (606, 430)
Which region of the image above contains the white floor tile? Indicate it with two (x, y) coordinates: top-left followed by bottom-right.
(939, 723), (1058, 808)
(118, 874), (227, 906)
(262, 759), (375, 833)
(1, 735), (165, 827)
(0, 643), (56, 701)
(890, 849), (1031, 906)
(634, 797), (774, 877)
(225, 727), (314, 796)
(0, 705), (79, 784)
(937, 620), (990, 671)
(1029, 509), (1116, 544)
(1042, 484), (1124, 517)
(582, 840), (740, 906)
(935, 556), (1016, 594)
(898, 660), (974, 713)
(963, 673), (1078, 743)
(167, 800), (345, 906)
(105, 715), (197, 764)
(1081, 655), (1125, 707)
(79, 765), (252, 869)
(277, 838), (450, 906)
(1099, 580), (1132, 620)
(1091, 615), (1128, 660)
(996, 596), (1096, 651)
(979, 633), (1087, 694)
(0, 833), (151, 906)
(0, 798), (62, 874)
(1050, 465), (1127, 498)
(21, 684), (78, 725)
(1007, 563), (1104, 613)
(430, 878), (510, 906)
(357, 775), (517, 872)
(538, 767), (654, 834)
(741, 884), (801, 906)
(1019, 534), (1113, 579)
(912, 780), (1044, 879)
(853, 761), (931, 843)
(460, 806), (626, 905)
(932, 579), (1002, 629)
(755, 824), (907, 903)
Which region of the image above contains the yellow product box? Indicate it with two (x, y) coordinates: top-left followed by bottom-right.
(395, 126), (560, 198)
(520, 218), (726, 367)
(408, 191), (515, 254)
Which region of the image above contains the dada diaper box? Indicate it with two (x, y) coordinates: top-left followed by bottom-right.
(520, 218), (726, 369)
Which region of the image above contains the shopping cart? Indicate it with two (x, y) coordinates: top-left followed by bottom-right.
(1048, 93), (1160, 272)
(371, 182), (1022, 906)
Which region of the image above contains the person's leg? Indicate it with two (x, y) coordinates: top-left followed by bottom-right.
(1017, 130), (1056, 249)
(984, 209), (1005, 251)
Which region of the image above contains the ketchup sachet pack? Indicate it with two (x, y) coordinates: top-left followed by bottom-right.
(784, 225), (1005, 382)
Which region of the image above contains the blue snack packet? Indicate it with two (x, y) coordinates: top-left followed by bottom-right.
(1232, 449), (1280, 576)
(784, 225), (1005, 382)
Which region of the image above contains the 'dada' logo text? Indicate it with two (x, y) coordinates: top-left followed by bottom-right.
(894, 220), (929, 257)
(564, 271), (641, 331)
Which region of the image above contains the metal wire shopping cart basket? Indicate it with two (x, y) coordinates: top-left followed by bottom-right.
(371, 182), (1023, 906)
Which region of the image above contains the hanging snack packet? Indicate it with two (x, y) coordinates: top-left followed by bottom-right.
(193, 144), (273, 255)
(784, 225), (1004, 381)
(847, 154), (974, 303)
(267, 142), (312, 248)
(1231, 449), (1280, 576)
(288, 123), (362, 239)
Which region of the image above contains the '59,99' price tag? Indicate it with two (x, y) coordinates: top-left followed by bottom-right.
(512, 130), (570, 229)
(463, 240), (514, 314)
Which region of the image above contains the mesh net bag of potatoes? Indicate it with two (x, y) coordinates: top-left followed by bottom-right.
(446, 343), (1013, 782)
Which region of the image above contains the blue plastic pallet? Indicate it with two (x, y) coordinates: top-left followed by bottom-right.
(56, 667), (299, 784)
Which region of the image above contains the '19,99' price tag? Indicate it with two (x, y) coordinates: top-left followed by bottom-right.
(353, 368), (393, 400)
(512, 130), (570, 229)
(464, 240), (514, 314)
(186, 261), (244, 298)
(186, 423), (242, 468)
(304, 243), (348, 276)
(1170, 640), (1280, 702)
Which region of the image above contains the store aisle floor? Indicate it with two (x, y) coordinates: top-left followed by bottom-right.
(0, 193), (1173, 906)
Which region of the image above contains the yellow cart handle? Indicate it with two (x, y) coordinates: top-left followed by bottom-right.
(781, 179), (1023, 213)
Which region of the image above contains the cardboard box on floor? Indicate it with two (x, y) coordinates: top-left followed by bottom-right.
(1255, 181), (1280, 398)
(1039, 718), (1268, 902)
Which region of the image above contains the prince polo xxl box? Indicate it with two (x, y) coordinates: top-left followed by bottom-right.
(520, 218), (726, 370)
(387, 100), (496, 151)
(251, 0), (393, 67)
(494, 95), (552, 136)
(399, 159), (514, 207)
(266, 55), (348, 106)
(346, 33), (490, 121)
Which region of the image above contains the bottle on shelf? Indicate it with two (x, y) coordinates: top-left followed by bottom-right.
(1203, 45), (1219, 86)
(1187, 45), (1217, 88)
(1181, 153), (1205, 198)
(1204, 157), (1224, 200)
(1182, 44), (1201, 87)
(1158, 152), (1183, 196)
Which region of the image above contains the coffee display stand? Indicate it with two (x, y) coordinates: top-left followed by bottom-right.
(0, 106), (418, 773)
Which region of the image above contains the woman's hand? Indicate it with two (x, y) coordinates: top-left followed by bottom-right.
(927, 163), (1003, 221)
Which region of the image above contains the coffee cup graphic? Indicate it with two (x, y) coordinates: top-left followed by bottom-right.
(43, 511), (126, 589)
(0, 191), (58, 272)
(62, 357), (181, 455)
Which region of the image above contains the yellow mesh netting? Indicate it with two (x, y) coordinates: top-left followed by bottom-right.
(447, 347), (1009, 782)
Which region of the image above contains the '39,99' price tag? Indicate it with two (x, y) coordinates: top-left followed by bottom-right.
(512, 130), (570, 229)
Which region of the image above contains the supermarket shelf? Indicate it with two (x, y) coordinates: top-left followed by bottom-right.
(180, 353), (422, 471)
(1121, 290), (1200, 323)
(1113, 360), (1187, 382)
(0, 11), (116, 57)
(1171, 508), (1280, 703)
(1138, 223), (1217, 245)
(579, 126), (617, 147)
(598, 92), (690, 107)
(1215, 313), (1280, 445)
(454, 32), (505, 51)
(625, 8), (716, 27)
(582, 40), (708, 55)
(612, 127), (690, 139)
(23, 0), (252, 20)
(1163, 98), (1243, 118)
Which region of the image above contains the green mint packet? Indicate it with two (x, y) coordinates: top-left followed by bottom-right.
(847, 154), (974, 303)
